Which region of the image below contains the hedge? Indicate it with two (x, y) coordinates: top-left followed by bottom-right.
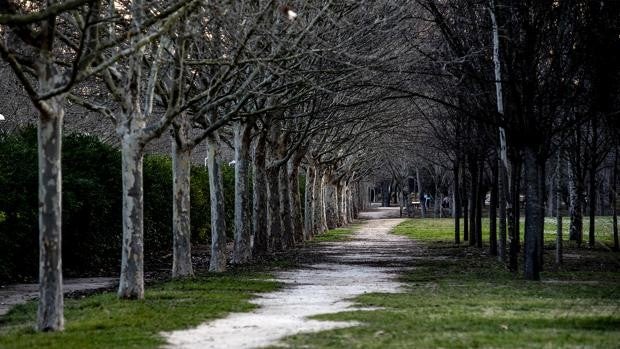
(0, 127), (235, 284)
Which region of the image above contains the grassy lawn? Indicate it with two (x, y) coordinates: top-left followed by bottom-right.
(311, 224), (362, 243)
(275, 218), (620, 349)
(394, 216), (617, 246)
(0, 272), (279, 349)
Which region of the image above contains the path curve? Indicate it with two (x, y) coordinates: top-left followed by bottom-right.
(164, 206), (416, 349)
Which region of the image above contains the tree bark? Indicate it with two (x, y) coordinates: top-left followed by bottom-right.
(232, 122), (252, 264)
(469, 164), (478, 247)
(568, 160), (584, 244)
(288, 158), (304, 244)
(279, 165), (294, 249)
(475, 163), (483, 248)
(118, 136), (145, 298)
(490, 157), (498, 255)
(267, 165), (282, 251)
(304, 166), (316, 240)
(555, 151), (563, 264)
(252, 133), (269, 256)
(613, 148), (618, 251)
(37, 106), (64, 331)
(171, 136), (193, 278)
(453, 163), (461, 244)
(524, 147), (542, 280)
(324, 182), (338, 229)
(207, 132), (227, 272)
(498, 158), (507, 262)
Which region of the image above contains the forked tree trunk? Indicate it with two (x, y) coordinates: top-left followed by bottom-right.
(232, 122), (252, 264)
(118, 135), (145, 299)
(206, 133), (227, 272)
(304, 166), (316, 240)
(252, 133), (269, 256)
(171, 137), (193, 278)
(37, 105), (65, 331)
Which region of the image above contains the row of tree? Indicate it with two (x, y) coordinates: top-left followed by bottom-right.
(0, 0), (426, 332)
(371, 0), (619, 280)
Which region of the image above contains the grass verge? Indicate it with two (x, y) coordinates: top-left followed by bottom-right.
(0, 272), (279, 349)
(311, 224), (362, 243)
(274, 219), (620, 349)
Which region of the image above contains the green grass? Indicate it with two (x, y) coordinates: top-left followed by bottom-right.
(274, 219), (620, 349)
(0, 273), (279, 349)
(311, 224), (362, 243)
(394, 216), (617, 246)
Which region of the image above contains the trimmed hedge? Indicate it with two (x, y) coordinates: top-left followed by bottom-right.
(0, 127), (234, 284)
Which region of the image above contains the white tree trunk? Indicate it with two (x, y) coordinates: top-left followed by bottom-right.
(171, 136), (193, 278)
(37, 105), (64, 331)
(320, 172), (328, 232)
(118, 136), (145, 299)
(207, 132), (227, 272)
(232, 122), (252, 264)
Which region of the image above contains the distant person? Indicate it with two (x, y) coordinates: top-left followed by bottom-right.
(424, 193), (432, 210)
(442, 196), (450, 209)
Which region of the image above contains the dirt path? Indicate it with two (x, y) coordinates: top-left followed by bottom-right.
(0, 277), (117, 317)
(164, 206), (417, 349)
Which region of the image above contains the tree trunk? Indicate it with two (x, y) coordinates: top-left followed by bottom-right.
(252, 133), (269, 256)
(588, 156), (597, 247)
(555, 151), (563, 264)
(453, 163), (461, 244)
(498, 158), (507, 262)
(612, 148), (618, 251)
(524, 147), (542, 281)
(475, 164), (483, 248)
(171, 137), (193, 278)
(463, 177), (469, 242)
(279, 165), (294, 249)
(469, 164), (478, 247)
(207, 133), (227, 272)
(489, 157), (498, 255)
(37, 108), (65, 331)
(118, 136), (145, 299)
(324, 183), (338, 229)
(320, 172), (328, 232)
(568, 160), (584, 244)
(267, 165), (282, 251)
(232, 122), (252, 264)
(288, 159), (304, 244)
(417, 168), (425, 217)
(508, 157), (520, 272)
(304, 166), (316, 240)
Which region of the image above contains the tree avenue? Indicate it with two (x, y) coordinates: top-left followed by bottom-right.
(0, 0), (618, 336)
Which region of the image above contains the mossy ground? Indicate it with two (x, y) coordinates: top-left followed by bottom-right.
(274, 218), (620, 349)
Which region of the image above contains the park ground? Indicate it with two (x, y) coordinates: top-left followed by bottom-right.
(0, 207), (619, 348)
